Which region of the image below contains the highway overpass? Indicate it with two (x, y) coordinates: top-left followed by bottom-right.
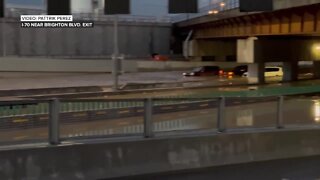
(175, 0), (320, 84)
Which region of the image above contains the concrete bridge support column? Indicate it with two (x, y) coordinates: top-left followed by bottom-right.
(313, 61), (320, 79)
(282, 62), (299, 82)
(248, 63), (265, 84)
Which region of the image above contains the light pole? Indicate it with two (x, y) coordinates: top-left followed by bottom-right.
(112, 15), (121, 91)
(2, 0), (6, 57)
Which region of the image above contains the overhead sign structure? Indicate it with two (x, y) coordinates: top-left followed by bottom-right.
(239, 0), (273, 12)
(47, 0), (71, 15)
(169, 0), (198, 14)
(104, 0), (130, 15)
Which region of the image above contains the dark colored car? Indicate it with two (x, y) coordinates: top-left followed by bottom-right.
(183, 66), (221, 76)
(232, 65), (248, 76)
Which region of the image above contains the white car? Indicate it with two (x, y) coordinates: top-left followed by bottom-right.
(242, 67), (283, 77)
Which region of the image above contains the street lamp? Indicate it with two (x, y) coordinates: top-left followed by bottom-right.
(220, 2), (226, 8)
(312, 44), (320, 61)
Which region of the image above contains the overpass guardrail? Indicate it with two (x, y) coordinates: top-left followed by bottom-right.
(0, 95), (319, 145)
(172, 0), (239, 22)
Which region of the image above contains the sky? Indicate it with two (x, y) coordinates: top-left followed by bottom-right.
(6, 0), (219, 15)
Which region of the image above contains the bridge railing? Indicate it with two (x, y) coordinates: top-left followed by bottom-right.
(0, 95), (318, 146)
(172, 0), (240, 22)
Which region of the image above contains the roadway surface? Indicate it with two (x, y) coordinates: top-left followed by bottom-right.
(0, 71), (312, 91)
(0, 97), (318, 143)
(5, 72), (313, 100)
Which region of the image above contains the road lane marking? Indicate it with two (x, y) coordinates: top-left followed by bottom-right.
(96, 111), (106, 115)
(118, 110), (130, 114)
(200, 111), (209, 114)
(73, 113), (87, 117)
(13, 119), (29, 123)
(179, 106), (188, 109)
(13, 135), (28, 140)
(200, 103), (209, 107)
(39, 116), (49, 120)
(118, 122), (130, 126)
(161, 106), (173, 110)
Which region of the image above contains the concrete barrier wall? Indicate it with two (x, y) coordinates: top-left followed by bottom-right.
(1, 129), (320, 179)
(2, 57), (308, 73)
(0, 57), (138, 73)
(0, 57), (243, 72)
(0, 19), (171, 58)
(137, 61), (243, 70)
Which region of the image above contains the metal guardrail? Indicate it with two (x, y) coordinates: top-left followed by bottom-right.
(0, 98), (194, 117)
(0, 95), (317, 146)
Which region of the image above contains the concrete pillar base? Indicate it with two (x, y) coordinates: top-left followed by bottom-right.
(248, 63), (265, 84)
(282, 62), (298, 82)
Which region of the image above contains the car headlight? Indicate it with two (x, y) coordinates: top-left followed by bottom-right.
(190, 73), (195, 76)
(183, 73), (187, 76)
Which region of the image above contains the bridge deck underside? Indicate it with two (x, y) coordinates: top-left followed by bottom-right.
(195, 4), (320, 39)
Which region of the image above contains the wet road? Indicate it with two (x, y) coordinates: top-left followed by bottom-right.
(0, 71), (313, 101)
(0, 98), (319, 143)
(98, 75), (314, 100)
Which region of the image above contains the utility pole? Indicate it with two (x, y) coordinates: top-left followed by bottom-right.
(112, 15), (120, 91)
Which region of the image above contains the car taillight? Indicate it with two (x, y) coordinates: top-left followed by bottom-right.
(228, 72), (234, 76)
(219, 70), (224, 75)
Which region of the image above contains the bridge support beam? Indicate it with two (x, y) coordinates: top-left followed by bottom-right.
(248, 63), (265, 84)
(282, 61), (299, 82)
